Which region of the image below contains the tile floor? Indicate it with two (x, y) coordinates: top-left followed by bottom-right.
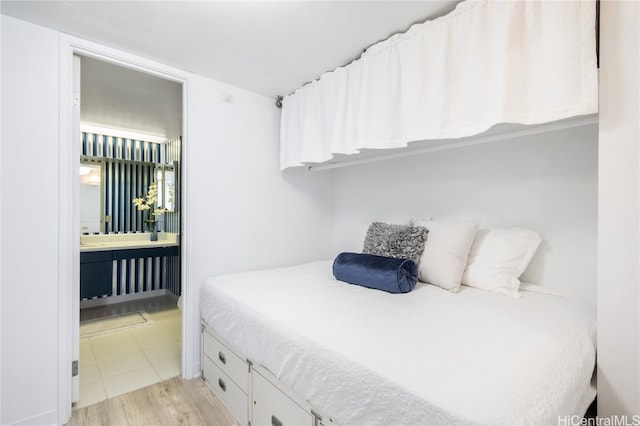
(76, 296), (182, 409)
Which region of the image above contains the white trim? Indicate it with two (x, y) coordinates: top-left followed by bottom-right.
(57, 34), (75, 424)
(57, 33), (193, 424)
(181, 72), (197, 381)
(79, 289), (171, 309)
(71, 51), (82, 404)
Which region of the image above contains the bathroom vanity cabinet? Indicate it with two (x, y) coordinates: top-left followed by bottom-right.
(79, 233), (180, 301)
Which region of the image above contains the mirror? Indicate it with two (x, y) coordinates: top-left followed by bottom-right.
(79, 161), (103, 233)
(155, 162), (177, 213)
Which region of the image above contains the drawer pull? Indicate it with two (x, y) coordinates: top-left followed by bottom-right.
(271, 415), (283, 426)
(218, 351), (227, 364)
(218, 378), (226, 392)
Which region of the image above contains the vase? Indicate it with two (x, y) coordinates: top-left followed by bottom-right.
(147, 221), (158, 241)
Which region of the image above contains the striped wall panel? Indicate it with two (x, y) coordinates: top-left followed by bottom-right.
(82, 132), (162, 162)
(165, 136), (181, 164)
(104, 159), (156, 233)
(111, 255), (180, 297)
(81, 132), (182, 234)
(165, 256), (181, 296)
(82, 132), (182, 297)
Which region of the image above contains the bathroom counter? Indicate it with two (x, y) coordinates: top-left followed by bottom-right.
(80, 232), (179, 252)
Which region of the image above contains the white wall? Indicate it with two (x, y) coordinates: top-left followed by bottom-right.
(330, 124), (598, 307)
(1, 16), (61, 425)
(597, 0), (640, 416)
(0, 15), (333, 425)
(185, 74), (333, 373)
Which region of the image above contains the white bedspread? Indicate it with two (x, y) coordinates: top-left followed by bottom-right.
(201, 261), (596, 425)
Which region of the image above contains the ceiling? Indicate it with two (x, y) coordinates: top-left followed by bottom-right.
(1, 1), (460, 139)
(80, 56), (183, 139)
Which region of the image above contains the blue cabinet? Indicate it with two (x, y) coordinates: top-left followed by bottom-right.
(80, 246), (181, 300)
(80, 251), (113, 299)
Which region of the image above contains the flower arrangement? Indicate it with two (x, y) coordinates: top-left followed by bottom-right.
(133, 182), (166, 234)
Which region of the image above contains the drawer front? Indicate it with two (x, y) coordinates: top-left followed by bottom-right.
(203, 355), (248, 426)
(80, 261), (113, 299)
(80, 251), (112, 263)
(203, 329), (249, 393)
(252, 370), (313, 426)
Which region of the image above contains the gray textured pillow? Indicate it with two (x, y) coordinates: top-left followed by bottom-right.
(362, 222), (428, 264)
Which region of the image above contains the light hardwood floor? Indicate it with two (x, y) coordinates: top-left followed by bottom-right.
(68, 377), (237, 426)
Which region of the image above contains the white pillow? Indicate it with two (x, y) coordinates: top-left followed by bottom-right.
(412, 218), (479, 292)
(462, 228), (542, 297)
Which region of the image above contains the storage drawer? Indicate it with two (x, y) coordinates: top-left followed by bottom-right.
(203, 328), (249, 393)
(203, 355), (248, 426)
(252, 369), (313, 426)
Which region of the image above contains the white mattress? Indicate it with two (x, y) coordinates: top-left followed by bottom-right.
(201, 260), (596, 425)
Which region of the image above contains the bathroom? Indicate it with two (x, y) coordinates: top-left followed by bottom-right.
(76, 55), (183, 408)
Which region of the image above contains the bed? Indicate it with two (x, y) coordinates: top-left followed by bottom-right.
(200, 259), (596, 425)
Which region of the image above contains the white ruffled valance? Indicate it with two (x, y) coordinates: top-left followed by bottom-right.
(280, 0), (598, 170)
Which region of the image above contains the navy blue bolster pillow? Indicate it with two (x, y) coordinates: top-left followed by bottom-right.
(332, 252), (418, 294)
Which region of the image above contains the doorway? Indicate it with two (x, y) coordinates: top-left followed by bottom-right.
(73, 53), (184, 409)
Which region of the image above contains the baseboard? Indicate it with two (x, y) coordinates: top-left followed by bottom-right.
(189, 361), (202, 380)
(80, 289), (169, 309)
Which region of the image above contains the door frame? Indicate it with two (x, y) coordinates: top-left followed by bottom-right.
(57, 34), (194, 424)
